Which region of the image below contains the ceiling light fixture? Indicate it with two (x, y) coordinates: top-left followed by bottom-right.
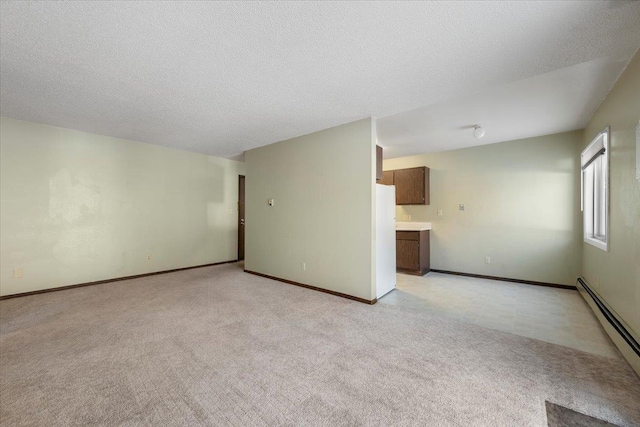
(473, 125), (485, 139)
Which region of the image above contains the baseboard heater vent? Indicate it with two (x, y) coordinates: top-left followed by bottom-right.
(577, 277), (640, 358)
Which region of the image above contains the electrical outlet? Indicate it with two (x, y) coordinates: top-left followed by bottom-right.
(268, 198), (275, 206)
(301, 262), (306, 271)
(147, 255), (151, 261)
(459, 204), (465, 211)
(437, 209), (443, 216)
(485, 256), (491, 264)
(13, 268), (23, 278)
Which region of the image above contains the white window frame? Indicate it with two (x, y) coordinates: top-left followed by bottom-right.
(581, 127), (609, 251)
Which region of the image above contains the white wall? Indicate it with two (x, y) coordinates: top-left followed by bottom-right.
(0, 117), (244, 296)
(245, 118), (376, 301)
(384, 130), (583, 286)
(580, 51), (640, 374)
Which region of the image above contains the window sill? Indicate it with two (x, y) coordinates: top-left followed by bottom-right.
(585, 236), (608, 252)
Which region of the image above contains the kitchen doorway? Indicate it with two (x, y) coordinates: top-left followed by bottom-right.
(238, 175), (245, 261)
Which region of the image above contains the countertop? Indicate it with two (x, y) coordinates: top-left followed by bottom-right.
(395, 222), (432, 231)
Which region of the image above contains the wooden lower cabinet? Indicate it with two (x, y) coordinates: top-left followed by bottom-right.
(396, 230), (430, 276)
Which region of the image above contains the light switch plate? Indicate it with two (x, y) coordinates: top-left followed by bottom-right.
(437, 209), (443, 216)
(268, 198), (275, 206)
(459, 204), (465, 211)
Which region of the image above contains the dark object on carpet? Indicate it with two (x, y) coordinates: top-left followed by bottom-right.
(546, 401), (618, 427)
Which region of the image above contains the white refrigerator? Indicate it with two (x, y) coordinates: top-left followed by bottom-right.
(376, 184), (396, 299)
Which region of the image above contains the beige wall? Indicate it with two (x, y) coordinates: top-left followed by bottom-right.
(384, 130), (583, 286)
(245, 118), (376, 301)
(581, 51), (640, 369)
(0, 117), (244, 296)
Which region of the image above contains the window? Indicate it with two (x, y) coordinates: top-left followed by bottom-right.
(581, 127), (609, 251)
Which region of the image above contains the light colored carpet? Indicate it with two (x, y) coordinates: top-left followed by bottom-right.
(1, 263), (639, 426)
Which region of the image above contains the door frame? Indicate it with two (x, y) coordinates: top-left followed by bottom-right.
(238, 175), (245, 261)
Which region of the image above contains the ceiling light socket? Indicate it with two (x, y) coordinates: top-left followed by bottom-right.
(473, 125), (485, 139)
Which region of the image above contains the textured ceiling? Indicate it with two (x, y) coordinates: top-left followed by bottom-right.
(378, 55), (635, 158)
(1, 1), (640, 159)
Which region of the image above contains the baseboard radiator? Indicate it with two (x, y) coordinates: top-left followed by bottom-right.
(576, 278), (640, 359)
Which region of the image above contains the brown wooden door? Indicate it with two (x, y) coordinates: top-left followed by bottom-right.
(394, 167), (426, 205)
(396, 239), (420, 270)
(376, 145), (383, 182)
(238, 175), (245, 261)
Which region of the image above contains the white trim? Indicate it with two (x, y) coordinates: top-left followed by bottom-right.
(581, 128), (607, 168)
(585, 236), (608, 251)
(582, 127), (609, 252)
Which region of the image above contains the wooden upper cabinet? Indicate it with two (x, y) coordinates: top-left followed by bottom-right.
(380, 170), (394, 186)
(394, 166), (430, 205)
(376, 145), (383, 182)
